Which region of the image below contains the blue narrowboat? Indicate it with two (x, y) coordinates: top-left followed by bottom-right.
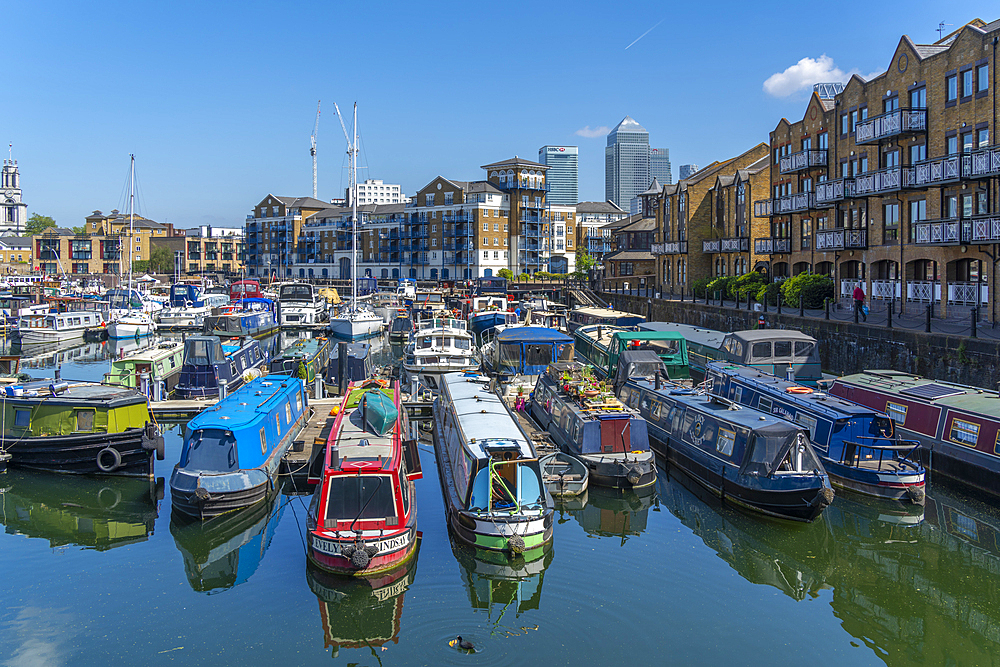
(706, 362), (926, 505)
(170, 375), (308, 520)
(483, 327), (575, 379)
(621, 377), (834, 521)
(530, 361), (656, 490)
(174, 336), (268, 399)
(204, 298), (279, 339)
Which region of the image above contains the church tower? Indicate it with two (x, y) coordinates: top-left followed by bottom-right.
(1, 155), (28, 236)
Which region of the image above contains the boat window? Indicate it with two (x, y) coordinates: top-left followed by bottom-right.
(14, 409), (29, 428)
(794, 413), (818, 440)
(525, 344), (552, 367)
(717, 427), (736, 456)
(324, 475), (396, 525)
(455, 337), (471, 350)
(398, 464), (409, 516)
(74, 409), (95, 432)
(619, 387), (631, 404)
(650, 401), (661, 421)
(275, 413), (281, 435)
(560, 412), (571, 433)
(295, 391), (303, 413)
(254, 347), (261, 360)
(794, 341), (814, 358)
(950, 418), (981, 447)
(628, 391), (640, 409)
(499, 343), (522, 373)
(751, 342), (771, 361)
(260, 428), (267, 454)
(758, 397), (772, 414)
(182, 429), (238, 472)
(773, 340), (792, 358)
(155, 362), (163, 374)
(285, 402), (292, 424)
(517, 464), (544, 507)
(419, 337), (432, 349)
(885, 401), (907, 424)
(640, 395), (650, 412)
(185, 339), (211, 366)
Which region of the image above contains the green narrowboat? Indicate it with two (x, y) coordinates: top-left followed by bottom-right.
(269, 336), (331, 385)
(104, 341), (185, 392)
(574, 324), (689, 380)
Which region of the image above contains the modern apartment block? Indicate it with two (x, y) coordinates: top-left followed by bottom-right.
(754, 18), (1000, 318)
(678, 164), (699, 180)
(245, 196), (330, 279)
(348, 179), (407, 206)
(538, 146), (579, 205)
(181, 226), (246, 275)
(575, 200), (629, 266)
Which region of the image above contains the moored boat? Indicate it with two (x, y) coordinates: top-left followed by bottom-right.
(173, 336), (268, 399)
(104, 340), (185, 394)
(269, 336), (331, 386)
(539, 451), (589, 497)
(307, 379), (422, 575)
(16, 310), (106, 344)
(170, 375), (308, 520)
(388, 311), (413, 344)
(159, 283), (229, 327)
(402, 317), (478, 391)
(574, 324), (689, 380)
(530, 361), (656, 489)
(0, 381), (164, 477)
(707, 361), (926, 504)
(204, 298), (279, 339)
(432, 372), (554, 555)
(278, 282), (327, 325)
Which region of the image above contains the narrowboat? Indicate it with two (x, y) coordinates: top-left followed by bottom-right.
(326, 341), (374, 390)
(306, 546), (419, 658)
(481, 326), (574, 381)
(16, 310), (106, 344)
(402, 318), (478, 390)
(0, 381), (164, 477)
(574, 324), (690, 380)
(104, 340), (185, 394)
(278, 282), (327, 325)
(528, 309), (568, 332)
(159, 283), (229, 327)
(170, 375), (308, 520)
(529, 361), (656, 490)
(170, 489), (285, 592)
(388, 311), (413, 344)
(640, 323), (822, 385)
(307, 379), (422, 575)
(204, 297), (279, 339)
(173, 336), (268, 399)
(567, 306), (645, 333)
(269, 336), (331, 385)
(0, 469), (161, 551)
(621, 378), (833, 521)
(707, 362), (926, 504)
(432, 372), (554, 555)
(829, 370), (1000, 499)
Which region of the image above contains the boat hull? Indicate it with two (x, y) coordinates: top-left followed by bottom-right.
(581, 451), (657, 490)
(308, 521), (418, 576)
(328, 316), (383, 340)
(17, 328), (86, 344)
(3, 425), (161, 478)
(108, 321), (155, 339)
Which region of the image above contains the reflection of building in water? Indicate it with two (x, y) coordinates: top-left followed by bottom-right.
(306, 541), (419, 656)
(568, 485), (655, 543)
(0, 470), (161, 550)
(170, 490), (285, 593)
(19, 341), (108, 369)
(451, 536), (551, 618)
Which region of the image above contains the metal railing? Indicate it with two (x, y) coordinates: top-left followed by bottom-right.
(651, 241), (688, 255)
(815, 228), (868, 250)
(971, 215), (1000, 243)
(753, 237), (792, 254)
(753, 199), (772, 217)
(912, 155), (960, 187)
(855, 108), (926, 144)
(962, 145), (1000, 178)
(779, 149), (828, 174)
(702, 239), (720, 253)
(913, 219), (971, 245)
(853, 166), (915, 196)
(815, 179), (856, 206)
(772, 192), (815, 214)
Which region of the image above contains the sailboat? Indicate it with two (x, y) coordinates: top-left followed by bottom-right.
(328, 103), (383, 341)
(107, 155), (157, 340)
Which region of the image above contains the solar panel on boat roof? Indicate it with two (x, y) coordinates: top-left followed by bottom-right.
(899, 383), (965, 400)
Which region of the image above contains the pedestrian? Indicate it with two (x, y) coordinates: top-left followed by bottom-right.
(852, 282), (867, 322)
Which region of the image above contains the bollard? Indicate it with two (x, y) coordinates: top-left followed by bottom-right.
(219, 379), (228, 400)
(338, 341), (349, 395)
(314, 375), (324, 399)
(786, 367), (796, 382)
(799, 299), (804, 318)
(887, 303), (892, 328)
(763, 296), (768, 313)
(646, 299), (653, 321)
(825, 298), (830, 320)
(972, 307), (978, 338)
(152, 380), (164, 402)
(925, 304), (931, 333)
(680, 286), (685, 302)
(777, 294), (782, 315)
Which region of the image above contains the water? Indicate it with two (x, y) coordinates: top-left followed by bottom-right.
(1, 334), (999, 665)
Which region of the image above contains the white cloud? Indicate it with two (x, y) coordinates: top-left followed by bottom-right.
(763, 55), (883, 98)
(575, 125), (611, 139)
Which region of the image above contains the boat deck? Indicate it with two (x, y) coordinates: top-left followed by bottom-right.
(281, 397), (341, 489)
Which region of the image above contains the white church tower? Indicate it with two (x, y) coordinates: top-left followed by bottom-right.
(1, 152), (28, 236)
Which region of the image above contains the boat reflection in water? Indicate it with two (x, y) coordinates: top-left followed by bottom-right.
(306, 536), (420, 659)
(169, 490), (285, 593)
(566, 486), (656, 545)
(0, 469), (162, 550)
(451, 535), (552, 620)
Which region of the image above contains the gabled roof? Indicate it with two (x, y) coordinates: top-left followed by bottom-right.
(274, 196), (329, 209)
(605, 250), (654, 262)
(618, 217), (656, 233)
(466, 181), (502, 195)
(575, 200), (626, 214)
(639, 178), (662, 196)
(480, 156), (548, 170)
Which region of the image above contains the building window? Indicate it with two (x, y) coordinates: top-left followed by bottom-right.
(482, 222), (488, 231)
(978, 63), (990, 94)
(493, 251), (499, 259)
(800, 219), (811, 250)
(884, 203), (899, 242)
(946, 135), (958, 156)
(483, 250), (489, 259)
(840, 113), (849, 135)
(978, 128), (990, 148)
(426, 194), (435, 206)
(962, 68), (975, 98)
(946, 74), (958, 103)
(493, 237), (499, 246)
(818, 132), (828, 150)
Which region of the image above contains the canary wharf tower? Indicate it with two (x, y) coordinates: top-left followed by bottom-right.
(605, 116), (650, 213)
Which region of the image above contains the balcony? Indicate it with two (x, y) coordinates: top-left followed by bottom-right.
(814, 179), (856, 206)
(912, 155), (960, 187)
(441, 213), (472, 223)
(913, 218), (971, 246)
(703, 239), (720, 253)
(815, 228), (868, 251)
(495, 180), (547, 192)
(855, 108), (927, 145)
(523, 227), (541, 239)
(651, 241), (688, 255)
(520, 213), (543, 223)
(779, 149), (828, 174)
(753, 199), (772, 217)
(971, 215), (1000, 243)
(772, 192), (815, 214)
(962, 145), (1000, 178)
(754, 237), (792, 254)
(853, 166), (915, 196)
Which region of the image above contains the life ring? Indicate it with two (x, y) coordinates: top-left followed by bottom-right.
(786, 386), (813, 394)
(96, 447), (122, 473)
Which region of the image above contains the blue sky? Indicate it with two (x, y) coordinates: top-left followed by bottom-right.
(6, 1), (993, 228)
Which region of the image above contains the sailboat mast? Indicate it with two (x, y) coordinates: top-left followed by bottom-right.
(128, 154), (135, 297)
(351, 103), (357, 309)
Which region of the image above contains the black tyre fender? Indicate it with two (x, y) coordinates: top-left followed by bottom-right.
(96, 447), (122, 473)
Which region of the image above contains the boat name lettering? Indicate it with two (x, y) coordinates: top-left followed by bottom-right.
(311, 532), (410, 556)
(373, 576), (410, 602)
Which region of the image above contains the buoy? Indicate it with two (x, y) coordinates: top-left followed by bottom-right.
(330, 406), (340, 416)
(786, 386), (813, 394)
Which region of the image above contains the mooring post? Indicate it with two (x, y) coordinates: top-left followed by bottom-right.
(925, 305), (932, 333)
(887, 302), (892, 328)
(338, 341), (348, 395)
(799, 298), (804, 318)
(971, 307), (978, 338)
(825, 298), (830, 320)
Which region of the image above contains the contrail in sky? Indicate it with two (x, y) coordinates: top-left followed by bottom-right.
(625, 19), (665, 49)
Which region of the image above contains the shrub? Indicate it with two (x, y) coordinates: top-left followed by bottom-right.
(691, 277), (712, 299)
(707, 276), (735, 300)
(732, 271), (767, 300)
(496, 268), (513, 280)
(755, 282), (782, 306)
(518, 272), (529, 281)
(780, 273), (834, 308)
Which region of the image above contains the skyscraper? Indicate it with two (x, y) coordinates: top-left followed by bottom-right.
(650, 148), (671, 185)
(605, 116), (650, 213)
(678, 164), (699, 180)
(538, 146), (578, 205)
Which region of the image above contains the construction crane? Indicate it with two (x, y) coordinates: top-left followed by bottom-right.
(310, 100), (321, 199)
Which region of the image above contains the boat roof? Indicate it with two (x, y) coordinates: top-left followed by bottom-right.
(835, 370), (1000, 417)
(275, 337), (326, 359)
(188, 375), (300, 431)
(7, 382), (148, 408)
(113, 341), (184, 363)
(332, 385), (399, 472)
(571, 307), (644, 319)
(639, 322), (727, 348)
(710, 362), (876, 420)
(633, 380), (802, 432)
(496, 327), (572, 344)
(726, 329), (816, 343)
(442, 373), (533, 459)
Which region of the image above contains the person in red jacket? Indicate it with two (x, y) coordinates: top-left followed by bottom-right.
(852, 282), (867, 322)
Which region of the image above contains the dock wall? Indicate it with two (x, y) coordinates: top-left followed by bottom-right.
(604, 293), (1000, 390)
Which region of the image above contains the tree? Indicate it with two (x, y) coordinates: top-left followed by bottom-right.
(497, 268), (514, 281)
(26, 214), (56, 235)
(71, 225), (86, 235)
(146, 246), (174, 274)
(572, 249), (597, 279)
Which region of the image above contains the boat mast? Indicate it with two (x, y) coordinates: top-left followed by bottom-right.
(351, 103), (357, 310)
(128, 154), (135, 307)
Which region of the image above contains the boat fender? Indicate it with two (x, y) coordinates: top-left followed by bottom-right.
(812, 487), (835, 507)
(507, 534), (525, 555)
(194, 487), (211, 502)
(626, 468), (642, 486)
(906, 485), (926, 505)
(96, 447), (122, 473)
(350, 547), (370, 569)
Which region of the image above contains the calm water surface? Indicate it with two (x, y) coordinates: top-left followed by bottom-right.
(0, 334), (998, 665)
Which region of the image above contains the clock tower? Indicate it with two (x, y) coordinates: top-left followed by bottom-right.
(1, 158), (28, 236)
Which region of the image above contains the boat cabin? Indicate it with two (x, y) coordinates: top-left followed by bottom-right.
(474, 276), (508, 296)
(230, 280), (264, 301)
(568, 307), (645, 332)
(528, 310), (568, 331)
(18, 311), (103, 332)
(487, 327), (574, 377)
(575, 324), (688, 380)
(279, 283), (317, 304)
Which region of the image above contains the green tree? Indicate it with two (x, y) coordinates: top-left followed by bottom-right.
(26, 214), (56, 235)
(497, 268), (514, 281)
(146, 246), (174, 274)
(71, 225), (86, 235)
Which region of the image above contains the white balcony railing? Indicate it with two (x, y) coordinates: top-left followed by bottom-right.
(871, 280), (901, 301)
(906, 281), (942, 303)
(948, 282), (988, 305)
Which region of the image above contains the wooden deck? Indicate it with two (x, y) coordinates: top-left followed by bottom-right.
(281, 398), (341, 491)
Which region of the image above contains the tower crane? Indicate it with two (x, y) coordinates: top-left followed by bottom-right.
(310, 101), (321, 199)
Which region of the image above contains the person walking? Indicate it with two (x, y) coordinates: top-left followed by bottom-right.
(852, 282), (867, 322)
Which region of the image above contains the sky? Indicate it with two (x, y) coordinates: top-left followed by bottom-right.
(5, 1), (994, 229)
